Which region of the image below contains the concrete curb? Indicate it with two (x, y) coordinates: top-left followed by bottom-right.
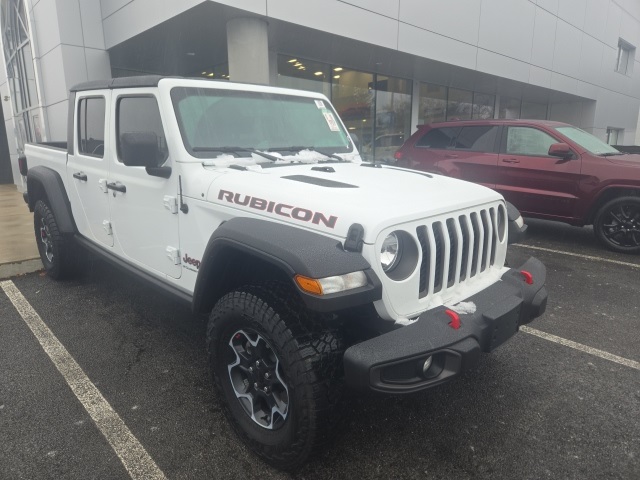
(0, 258), (43, 280)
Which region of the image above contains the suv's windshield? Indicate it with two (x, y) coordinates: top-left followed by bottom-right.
(170, 87), (352, 159)
(555, 126), (621, 155)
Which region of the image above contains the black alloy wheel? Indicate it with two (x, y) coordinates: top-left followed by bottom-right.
(594, 196), (640, 253)
(33, 199), (76, 279)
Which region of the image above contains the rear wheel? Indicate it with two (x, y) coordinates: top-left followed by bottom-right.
(207, 283), (344, 470)
(33, 199), (76, 279)
(594, 196), (640, 254)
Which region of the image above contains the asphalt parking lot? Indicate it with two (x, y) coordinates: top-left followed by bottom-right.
(1, 218), (639, 480)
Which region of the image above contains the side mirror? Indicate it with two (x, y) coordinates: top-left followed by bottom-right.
(548, 142), (572, 158)
(506, 201), (527, 245)
(120, 132), (165, 167)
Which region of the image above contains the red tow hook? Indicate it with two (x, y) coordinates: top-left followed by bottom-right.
(445, 309), (460, 330)
(520, 270), (534, 285)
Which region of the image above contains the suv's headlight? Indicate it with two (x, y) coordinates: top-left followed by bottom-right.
(380, 231), (420, 280)
(381, 232), (401, 272)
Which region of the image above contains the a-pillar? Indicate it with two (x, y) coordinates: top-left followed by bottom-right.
(227, 17), (270, 85)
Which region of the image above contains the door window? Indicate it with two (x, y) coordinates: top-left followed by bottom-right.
(78, 97), (105, 157)
(453, 126), (498, 152)
(415, 127), (460, 149)
(116, 96), (168, 166)
(505, 127), (557, 156)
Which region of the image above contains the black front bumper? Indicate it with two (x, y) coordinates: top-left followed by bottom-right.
(343, 257), (548, 394)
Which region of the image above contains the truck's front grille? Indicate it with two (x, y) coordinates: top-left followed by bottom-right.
(417, 207), (499, 298)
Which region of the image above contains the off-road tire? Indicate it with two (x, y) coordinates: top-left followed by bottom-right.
(207, 282), (344, 470)
(33, 199), (76, 279)
(594, 196), (640, 254)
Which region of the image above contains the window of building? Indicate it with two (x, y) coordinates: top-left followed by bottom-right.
(276, 55), (331, 97)
(454, 126), (499, 152)
(416, 127), (460, 149)
(505, 127), (557, 156)
(499, 97), (521, 119)
(117, 96), (168, 166)
(331, 68), (375, 153)
(446, 88), (472, 121)
(521, 101), (548, 120)
(616, 39), (635, 76)
(606, 127), (623, 145)
(472, 93), (495, 119)
(77, 97), (105, 157)
(373, 75), (411, 161)
(418, 83), (447, 125)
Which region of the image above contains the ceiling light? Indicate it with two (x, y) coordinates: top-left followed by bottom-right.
(208, 73), (214, 77)
(333, 75), (340, 79)
(294, 62), (302, 67)
(348, 127), (356, 130)
(201, 71), (207, 75)
(288, 58), (297, 63)
(334, 67), (343, 72)
(186, 52), (195, 56)
(314, 71), (323, 76)
(362, 119), (367, 122)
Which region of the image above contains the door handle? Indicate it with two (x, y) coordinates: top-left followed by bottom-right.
(502, 158), (520, 164)
(445, 153), (458, 158)
(106, 181), (127, 193)
(73, 172), (87, 181)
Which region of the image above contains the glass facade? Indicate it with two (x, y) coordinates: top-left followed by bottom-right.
(277, 55), (411, 162)
(419, 83), (446, 124)
(419, 84), (497, 124)
(446, 88), (473, 121)
(521, 101), (547, 120)
(1, 0), (41, 149)
(499, 96), (521, 119)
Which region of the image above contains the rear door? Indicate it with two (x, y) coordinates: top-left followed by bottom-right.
(496, 125), (582, 219)
(107, 92), (181, 279)
(405, 126), (460, 172)
(66, 93), (113, 247)
(445, 125), (500, 188)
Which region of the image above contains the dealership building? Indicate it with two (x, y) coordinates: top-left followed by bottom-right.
(0, 0), (639, 188)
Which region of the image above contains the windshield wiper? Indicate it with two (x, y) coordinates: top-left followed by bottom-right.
(268, 146), (346, 162)
(192, 146), (280, 162)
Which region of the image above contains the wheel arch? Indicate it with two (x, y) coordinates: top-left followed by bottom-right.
(192, 217), (382, 315)
(26, 166), (77, 235)
(585, 187), (640, 224)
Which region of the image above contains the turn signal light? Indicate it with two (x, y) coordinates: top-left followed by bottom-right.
(520, 270), (533, 285)
(295, 275), (323, 295)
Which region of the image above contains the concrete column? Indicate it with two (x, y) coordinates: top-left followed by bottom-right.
(227, 17), (270, 85)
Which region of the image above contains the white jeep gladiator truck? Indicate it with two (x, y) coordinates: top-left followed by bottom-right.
(21, 76), (547, 470)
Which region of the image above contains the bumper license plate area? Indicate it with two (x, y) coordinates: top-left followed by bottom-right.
(483, 296), (523, 351)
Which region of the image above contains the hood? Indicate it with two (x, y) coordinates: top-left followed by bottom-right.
(606, 154), (640, 168)
(204, 162), (502, 243)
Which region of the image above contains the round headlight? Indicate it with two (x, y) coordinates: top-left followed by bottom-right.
(381, 232), (401, 272)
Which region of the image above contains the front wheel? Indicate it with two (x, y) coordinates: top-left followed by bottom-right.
(207, 283), (344, 470)
(33, 199), (76, 279)
(594, 196), (640, 254)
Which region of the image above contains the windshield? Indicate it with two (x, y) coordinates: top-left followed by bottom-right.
(170, 87), (352, 159)
(555, 126), (620, 155)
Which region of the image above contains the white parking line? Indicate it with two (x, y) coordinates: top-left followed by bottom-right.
(521, 326), (640, 371)
(0, 280), (166, 480)
(512, 244), (640, 270)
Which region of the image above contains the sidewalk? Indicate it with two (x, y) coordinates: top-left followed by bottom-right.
(0, 184), (42, 279)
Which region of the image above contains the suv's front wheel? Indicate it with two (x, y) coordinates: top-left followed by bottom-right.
(207, 283), (344, 470)
(33, 199), (77, 279)
(594, 196), (640, 254)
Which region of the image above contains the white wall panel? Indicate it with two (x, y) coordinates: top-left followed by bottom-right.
(0, 82), (12, 121)
(557, 0), (586, 30)
(529, 65), (552, 88)
(550, 71), (578, 94)
(584, 0), (609, 42)
(100, 0), (133, 19)
(399, 0), (481, 47)
(84, 49), (111, 80)
(398, 23), (477, 70)
(552, 20), (581, 77)
(478, 0), (535, 62)
(45, 99), (67, 140)
(603, 1), (623, 48)
(5, 120), (18, 155)
(32, 0), (60, 57)
(576, 80), (599, 100)
(340, 0), (399, 19)
(536, 0), (559, 15)
(81, 0), (107, 49)
(38, 45), (67, 105)
(477, 49), (530, 83)
(60, 45), (88, 88)
(530, 7), (557, 70)
(579, 33), (603, 85)
(56, 0), (83, 47)
(620, 13), (640, 49)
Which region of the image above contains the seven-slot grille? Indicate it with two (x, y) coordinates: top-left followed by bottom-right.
(416, 207), (500, 298)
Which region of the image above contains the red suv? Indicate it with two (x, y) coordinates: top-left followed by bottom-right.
(395, 119), (640, 253)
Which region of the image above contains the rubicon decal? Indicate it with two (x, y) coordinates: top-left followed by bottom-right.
(218, 190), (338, 228)
(183, 253), (201, 270)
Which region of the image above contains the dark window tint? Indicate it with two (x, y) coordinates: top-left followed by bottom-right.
(453, 126), (498, 152)
(117, 96), (168, 166)
(505, 127), (557, 156)
(415, 127), (460, 149)
(78, 97), (105, 157)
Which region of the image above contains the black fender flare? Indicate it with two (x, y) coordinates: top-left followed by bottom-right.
(192, 217), (382, 314)
(26, 166), (77, 235)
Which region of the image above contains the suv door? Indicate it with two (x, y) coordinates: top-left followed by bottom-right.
(67, 93), (113, 247)
(406, 126), (460, 172)
(445, 125), (500, 188)
(497, 126), (582, 220)
(108, 93), (181, 279)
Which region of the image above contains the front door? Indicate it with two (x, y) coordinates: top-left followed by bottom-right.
(496, 126), (582, 220)
(107, 93), (181, 279)
(67, 94), (113, 247)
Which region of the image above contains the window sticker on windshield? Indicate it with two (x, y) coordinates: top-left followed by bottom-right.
(314, 100), (326, 109)
(323, 112), (340, 131)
